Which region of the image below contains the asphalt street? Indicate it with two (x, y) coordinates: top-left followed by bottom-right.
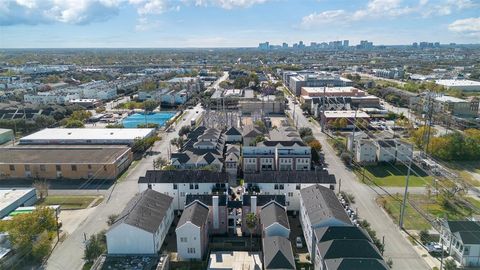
(45, 103), (203, 270)
(288, 97), (430, 270)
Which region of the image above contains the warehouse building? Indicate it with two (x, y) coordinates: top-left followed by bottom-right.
(0, 146), (132, 180)
(19, 128), (155, 145)
(0, 188), (37, 218)
(0, 129), (13, 145)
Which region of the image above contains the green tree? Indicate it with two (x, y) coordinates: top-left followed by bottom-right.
(84, 231), (106, 264)
(153, 157), (168, 170)
(299, 127), (313, 138)
(107, 214), (119, 226)
(34, 115), (55, 129)
(143, 100), (158, 112)
(245, 213), (258, 251)
(70, 110), (92, 122)
(65, 119), (84, 128)
(178, 126), (191, 137)
(444, 259), (458, 270)
(308, 139), (322, 152)
(419, 229), (430, 245)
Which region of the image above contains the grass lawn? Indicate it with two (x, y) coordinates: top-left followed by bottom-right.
(446, 161), (480, 186)
(378, 194), (478, 231)
(40, 195), (102, 210)
(359, 163), (433, 187)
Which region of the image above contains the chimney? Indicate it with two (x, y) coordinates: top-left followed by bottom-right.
(251, 196), (257, 215)
(212, 195), (219, 230)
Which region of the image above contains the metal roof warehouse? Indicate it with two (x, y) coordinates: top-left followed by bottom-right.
(19, 128), (155, 145)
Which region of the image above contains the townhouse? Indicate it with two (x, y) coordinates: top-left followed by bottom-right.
(176, 201), (210, 260)
(185, 194), (228, 235)
(441, 220), (480, 267)
(138, 170), (229, 210)
(244, 171), (336, 210)
(106, 189), (174, 255)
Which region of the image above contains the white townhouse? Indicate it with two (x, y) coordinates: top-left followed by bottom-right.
(441, 220), (480, 267)
(138, 170), (229, 210)
(106, 189), (174, 255)
(176, 201), (210, 260)
(355, 139), (377, 164)
(244, 171), (336, 211)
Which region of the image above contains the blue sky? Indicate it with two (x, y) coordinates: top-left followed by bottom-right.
(0, 0), (479, 48)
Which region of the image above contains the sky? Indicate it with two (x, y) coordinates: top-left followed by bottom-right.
(0, 0), (479, 48)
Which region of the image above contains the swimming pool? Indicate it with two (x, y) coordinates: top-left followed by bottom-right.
(122, 112), (176, 128)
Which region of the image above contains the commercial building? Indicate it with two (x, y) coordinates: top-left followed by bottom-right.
(137, 170), (229, 210)
(19, 128), (155, 145)
(0, 188), (37, 218)
(436, 79), (480, 92)
(373, 68), (404, 79)
(287, 72), (353, 96)
(441, 220), (480, 267)
(432, 95), (479, 118)
(300, 87), (366, 98)
(176, 201), (210, 260)
(106, 189), (174, 255)
(0, 146), (132, 180)
(0, 129), (13, 145)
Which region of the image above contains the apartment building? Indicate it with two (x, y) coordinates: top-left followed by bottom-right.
(432, 95), (479, 118)
(185, 194), (228, 235)
(244, 171), (336, 210)
(286, 71), (353, 96)
(353, 138), (413, 164)
(137, 170), (229, 210)
(241, 195), (286, 235)
(0, 146), (132, 180)
(106, 189), (174, 255)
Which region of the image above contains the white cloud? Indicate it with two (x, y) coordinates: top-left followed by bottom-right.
(135, 17), (161, 31)
(192, 0), (268, 9)
(301, 10), (347, 27)
(0, 0), (122, 25)
(448, 17), (480, 36)
(301, 0), (478, 29)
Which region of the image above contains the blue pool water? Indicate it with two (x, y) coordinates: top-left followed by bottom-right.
(122, 112), (176, 128)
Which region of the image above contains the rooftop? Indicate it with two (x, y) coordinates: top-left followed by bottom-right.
(323, 110), (370, 119)
(260, 201), (289, 230)
(208, 251), (262, 270)
(262, 236), (295, 270)
(318, 239), (383, 260)
(436, 79), (480, 87)
(434, 95), (467, 103)
(177, 201), (209, 228)
(300, 185), (351, 226)
(324, 258), (389, 270)
(245, 171), (336, 184)
(19, 128), (154, 143)
(110, 189), (173, 234)
(0, 188), (35, 215)
(302, 86), (364, 94)
(138, 170), (229, 184)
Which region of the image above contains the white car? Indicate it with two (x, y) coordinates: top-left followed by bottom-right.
(426, 242), (442, 253)
(296, 237), (303, 248)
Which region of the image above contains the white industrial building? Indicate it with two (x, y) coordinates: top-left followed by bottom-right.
(0, 188), (37, 218)
(19, 128), (155, 145)
(106, 189), (174, 255)
(436, 79), (480, 92)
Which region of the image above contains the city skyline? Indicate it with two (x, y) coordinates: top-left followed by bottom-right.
(1, 0), (480, 48)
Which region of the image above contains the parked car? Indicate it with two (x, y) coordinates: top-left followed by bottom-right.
(296, 237), (303, 248)
(426, 242), (442, 253)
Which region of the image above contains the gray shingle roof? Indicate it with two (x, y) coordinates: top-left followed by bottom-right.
(186, 194), (227, 206)
(314, 226), (371, 244)
(324, 258), (389, 270)
(177, 201), (209, 228)
(245, 171), (336, 184)
(300, 185), (351, 227)
(138, 170), (229, 183)
(263, 236), (295, 270)
(260, 201), (290, 230)
(225, 127), (241, 136)
(243, 195), (285, 207)
(318, 239), (383, 260)
(110, 189), (173, 233)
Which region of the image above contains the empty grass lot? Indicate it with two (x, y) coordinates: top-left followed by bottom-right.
(359, 164), (433, 187)
(40, 195), (102, 210)
(447, 161), (480, 186)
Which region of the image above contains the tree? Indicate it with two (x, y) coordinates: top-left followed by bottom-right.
(70, 110), (92, 122)
(299, 127), (313, 138)
(254, 120), (266, 133)
(308, 139), (322, 152)
(33, 179), (49, 200)
(107, 214), (119, 226)
(419, 229), (430, 245)
(84, 231), (106, 264)
(143, 100), (158, 112)
(410, 126), (436, 148)
(65, 119), (84, 128)
(153, 157), (168, 170)
(245, 213), (258, 251)
(178, 125), (191, 137)
(302, 135), (315, 144)
(34, 115), (55, 129)
(444, 259), (458, 270)
(251, 135), (265, 146)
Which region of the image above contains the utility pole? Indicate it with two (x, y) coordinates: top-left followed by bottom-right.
(321, 86), (326, 132)
(399, 159), (412, 228)
(351, 109), (358, 154)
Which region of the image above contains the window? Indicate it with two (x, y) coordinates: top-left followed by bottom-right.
(24, 165), (30, 171)
(286, 201), (290, 206)
(279, 184), (284, 190)
(180, 237), (187, 243)
(71, 165), (77, 171)
(173, 184), (178, 190)
(190, 184), (194, 189)
(187, 248), (196, 254)
(195, 184), (199, 189)
(288, 192), (294, 197)
(274, 184), (278, 190)
(56, 165), (61, 171)
(464, 246), (470, 255)
(296, 184), (301, 190)
(40, 165), (46, 172)
(180, 192), (185, 197)
(88, 164), (92, 169)
(9, 165), (15, 171)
